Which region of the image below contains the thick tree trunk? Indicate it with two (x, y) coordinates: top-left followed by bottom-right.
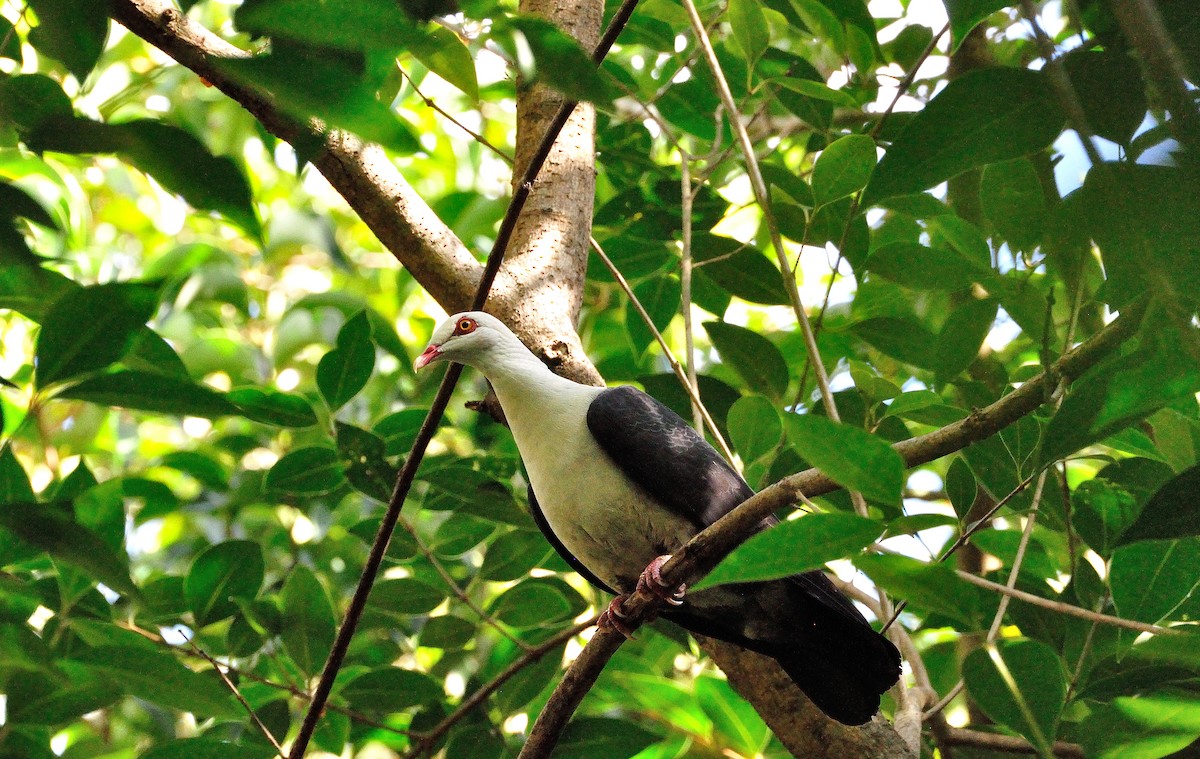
(487, 0), (604, 385)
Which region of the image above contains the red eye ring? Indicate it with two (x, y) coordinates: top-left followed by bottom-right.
(454, 317), (477, 335)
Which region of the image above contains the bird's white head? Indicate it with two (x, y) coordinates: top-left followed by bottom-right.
(414, 311), (523, 373)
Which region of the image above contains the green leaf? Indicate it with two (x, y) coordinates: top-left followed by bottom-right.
(933, 297), (998, 380)
(692, 234), (790, 305)
(703, 321), (789, 399)
(784, 414), (904, 505)
(217, 49), (420, 154)
(944, 0), (1009, 53)
(855, 553), (986, 626)
(1040, 317), (1200, 466)
(727, 0), (769, 65)
(373, 408), (431, 455)
(367, 578), (445, 617)
(0, 17), (21, 63)
(864, 242), (992, 290)
(234, 0), (419, 51)
(0, 75), (72, 135)
(862, 68), (1065, 206)
(980, 157), (1047, 250)
(1072, 478), (1142, 556)
(772, 76), (858, 108)
(409, 26), (479, 100)
(0, 446), (35, 503)
(227, 387), (317, 427)
(727, 395), (783, 463)
(1080, 163), (1200, 309)
(963, 640), (1067, 755)
(554, 717), (660, 759)
(1119, 464), (1200, 544)
(1081, 691), (1200, 759)
(34, 282), (158, 389)
(696, 676), (768, 756)
(946, 457), (978, 519)
(139, 739), (276, 759)
(159, 451), (229, 491)
(184, 540), (265, 626)
(74, 646), (241, 718)
(336, 422), (396, 503)
(1110, 538), (1200, 629)
(420, 614), (475, 648)
(27, 0), (108, 81)
(494, 16), (611, 103)
(266, 447), (346, 497)
(626, 274), (680, 358)
(489, 578), (583, 628)
(27, 117), (260, 237)
(318, 311), (375, 410)
(812, 134), (877, 206)
(0, 502), (137, 597)
(480, 529), (552, 582)
(1062, 49), (1147, 146)
(56, 371), (237, 418)
(340, 667), (443, 713)
(280, 565), (336, 675)
(695, 513), (883, 590)
(6, 662), (122, 725)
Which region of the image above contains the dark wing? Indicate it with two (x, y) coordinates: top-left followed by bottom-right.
(527, 486), (616, 594)
(586, 385), (752, 527)
(587, 386), (873, 627)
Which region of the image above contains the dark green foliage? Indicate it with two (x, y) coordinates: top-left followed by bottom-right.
(0, 0), (1197, 756)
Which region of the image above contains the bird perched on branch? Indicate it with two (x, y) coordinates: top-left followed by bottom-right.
(416, 311), (901, 725)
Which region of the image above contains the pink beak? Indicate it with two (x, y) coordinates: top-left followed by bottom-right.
(414, 344), (442, 370)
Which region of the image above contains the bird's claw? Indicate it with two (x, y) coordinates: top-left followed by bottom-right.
(596, 556), (686, 639)
(639, 554), (687, 606)
(598, 595), (636, 639)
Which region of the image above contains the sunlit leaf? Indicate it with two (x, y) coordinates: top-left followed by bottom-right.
(696, 513), (883, 590)
(963, 640), (1067, 755)
(863, 68), (1064, 206)
(280, 565), (336, 675)
(184, 540), (265, 626)
(0, 502), (137, 597)
(318, 311), (375, 410)
(784, 414), (904, 505)
(34, 283), (158, 389)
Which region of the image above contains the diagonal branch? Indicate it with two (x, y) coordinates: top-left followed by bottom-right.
(107, 0), (483, 310)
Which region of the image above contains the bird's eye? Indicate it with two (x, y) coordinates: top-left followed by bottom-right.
(454, 317), (477, 335)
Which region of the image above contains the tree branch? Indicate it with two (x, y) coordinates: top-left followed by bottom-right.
(107, 0), (484, 311)
(942, 727), (1085, 758)
(405, 618), (595, 758)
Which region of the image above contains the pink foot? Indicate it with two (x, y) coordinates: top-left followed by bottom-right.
(638, 555), (686, 606)
(598, 594), (636, 639)
(596, 555), (687, 639)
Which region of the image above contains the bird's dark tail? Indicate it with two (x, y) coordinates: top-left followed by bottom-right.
(770, 572), (903, 725)
(771, 625), (900, 725)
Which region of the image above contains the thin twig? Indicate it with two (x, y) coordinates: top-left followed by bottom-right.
(941, 727), (1085, 758)
(986, 471), (1049, 642)
(405, 618), (594, 758)
(400, 517), (532, 651)
(396, 66), (514, 164)
(589, 236), (736, 465)
(954, 570), (1181, 636)
(188, 640), (286, 756)
(679, 153), (702, 434)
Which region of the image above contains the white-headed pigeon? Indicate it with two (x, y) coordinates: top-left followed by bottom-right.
(416, 311), (901, 724)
